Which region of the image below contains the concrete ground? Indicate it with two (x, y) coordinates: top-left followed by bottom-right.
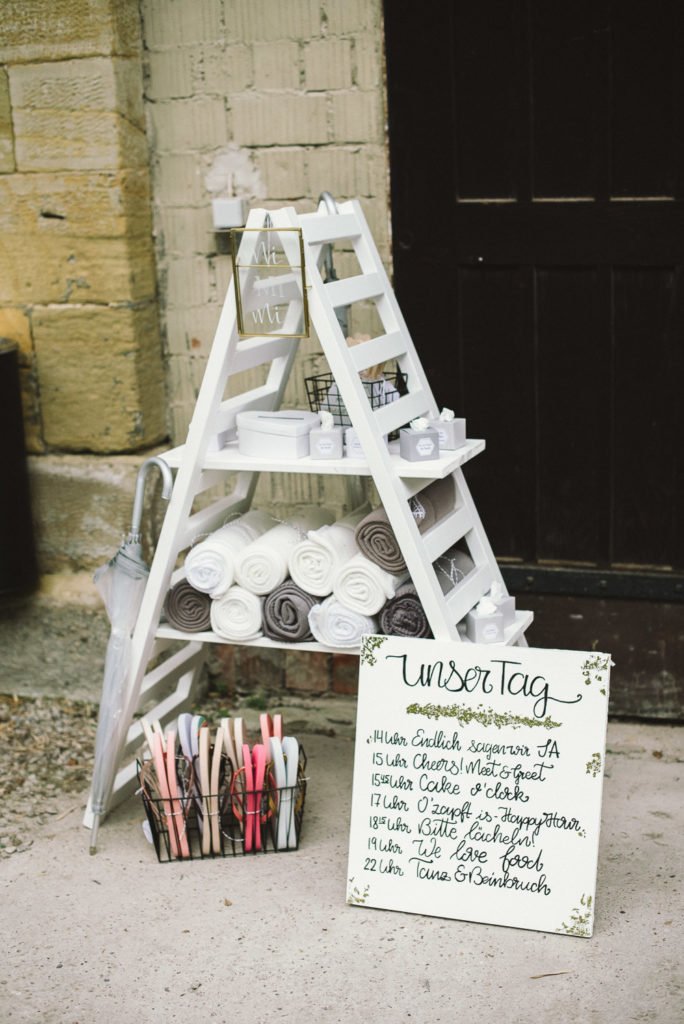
(2, 719), (682, 1023)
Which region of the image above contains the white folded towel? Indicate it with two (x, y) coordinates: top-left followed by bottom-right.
(210, 585), (264, 642)
(288, 504), (370, 597)
(234, 507), (335, 596)
(332, 552), (409, 616)
(184, 509), (276, 598)
(308, 595), (377, 648)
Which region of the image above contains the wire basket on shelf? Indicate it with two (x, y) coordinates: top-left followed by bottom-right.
(138, 748), (307, 862)
(304, 370), (408, 431)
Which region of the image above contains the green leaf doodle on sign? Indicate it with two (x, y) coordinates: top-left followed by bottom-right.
(581, 655), (611, 688)
(347, 878), (370, 905)
(586, 752), (602, 778)
(406, 702), (561, 730)
(557, 894), (593, 937)
(360, 635), (388, 667)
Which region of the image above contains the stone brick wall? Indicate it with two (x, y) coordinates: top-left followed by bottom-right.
(0, 0), (166, 454)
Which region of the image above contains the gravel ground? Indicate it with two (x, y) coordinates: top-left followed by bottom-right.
(0, 683), (357, 860)
(0, 694), (98, 858)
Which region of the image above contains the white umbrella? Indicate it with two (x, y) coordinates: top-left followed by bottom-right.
(88, 457), (173, 854)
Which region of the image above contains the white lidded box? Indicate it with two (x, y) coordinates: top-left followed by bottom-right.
(236, 409), (319, 458)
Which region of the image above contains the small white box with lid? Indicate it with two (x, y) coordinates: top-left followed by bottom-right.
(236, 410), (319, 458)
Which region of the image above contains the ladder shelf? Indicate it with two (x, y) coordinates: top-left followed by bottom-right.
(155, 610), (533, 653)
(160, 437), (486, 478)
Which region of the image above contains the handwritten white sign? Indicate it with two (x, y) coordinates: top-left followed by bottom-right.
(347, 636), (611, 937)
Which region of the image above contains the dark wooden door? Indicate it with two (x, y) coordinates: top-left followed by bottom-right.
(384, 0), (684, 715)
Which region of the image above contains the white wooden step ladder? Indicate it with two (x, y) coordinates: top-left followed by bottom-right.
(84, 198), (531, 828)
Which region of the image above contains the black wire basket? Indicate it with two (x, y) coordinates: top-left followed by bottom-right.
(304, 370), (408, 429)
(138, 748), (307, 862)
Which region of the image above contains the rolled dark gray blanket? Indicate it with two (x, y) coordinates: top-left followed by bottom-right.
(380, 584), (433, 638)
(409, 476), (456, 534)
(164, 578), (212, 632)
(434, 547), (475, 594)
(354, 507), (406, 574)
(355, 476), (457, 574)
(263, 578), (317, 643)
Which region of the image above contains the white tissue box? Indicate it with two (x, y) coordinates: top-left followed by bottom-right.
(429, 417), (466, 450)
(310, 426), (344, 459)
(492, 592), (516, 626)
(466, 607), (505, 644)
(399, 426), (439, 461)
(344, 427), (365, 458)
(236, 410), (319, 458)
(344, 427), (389, 458)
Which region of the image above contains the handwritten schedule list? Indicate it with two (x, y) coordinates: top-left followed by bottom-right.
(347, 637), (611, 937)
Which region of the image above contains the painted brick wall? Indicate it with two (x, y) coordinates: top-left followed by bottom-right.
(141, 0), (389, 440)
(141, 0), (390, 695)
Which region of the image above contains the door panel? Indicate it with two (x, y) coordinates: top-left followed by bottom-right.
(458, 267), (536, 559)
(612, 267), (683, 567)
(612, 4), (678, 198)
(531, 2), (604, 199)
(536, 268), (609, 564)
(452, 2), (519, 199)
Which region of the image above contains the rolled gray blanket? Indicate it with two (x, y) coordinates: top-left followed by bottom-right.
(164, 578), (212, 632)
(434, 547), (475, 594)
(409, 476), (456, 534)
(263, 578), (317, 643)
(355, 476), (457, 574)
(380, 584), (433, 638)
(354, 506), (406, 574)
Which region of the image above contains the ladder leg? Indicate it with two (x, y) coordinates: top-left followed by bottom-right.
(84, 640), (207, 828)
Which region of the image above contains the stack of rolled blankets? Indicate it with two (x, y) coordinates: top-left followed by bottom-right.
(162, 476), (472, 647)
(164, 506), (334, 642)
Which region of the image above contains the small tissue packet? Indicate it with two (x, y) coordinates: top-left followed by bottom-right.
(466, 596), (504, 643)
(399, 417), (439, 461)
(429, 407), (466, 450)
(344, 427), (365, 458)
(310, 410), (343, 459)
(488, 580), (516, 626)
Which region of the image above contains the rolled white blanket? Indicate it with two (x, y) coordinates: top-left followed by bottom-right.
(184, 510), (276, 598)
(210, 585), (264, 642)
(308, 596), (377, 648)
(332, 552), (409, 616)
(234, 507), (335, 595)
(288, 504), (370, 597)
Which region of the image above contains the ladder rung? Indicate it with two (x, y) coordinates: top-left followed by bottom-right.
(138, 641), (205, 708)
(324, 271), (383, 308)
(231, 336), (297, 374)
(445, 565), (491, 623)
(179, 493), (251, 550)
(373, 389), (430, 436)
(213, 384), (279, 435)
(299, 212), (361, 245)
(195, 469), (226, 495)
(349, 331), (406, 373)
(423, 506), (472, 562)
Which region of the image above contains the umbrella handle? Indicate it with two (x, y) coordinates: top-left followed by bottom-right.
(318, 191), (340, 282)
(130, 456), (174, 539)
